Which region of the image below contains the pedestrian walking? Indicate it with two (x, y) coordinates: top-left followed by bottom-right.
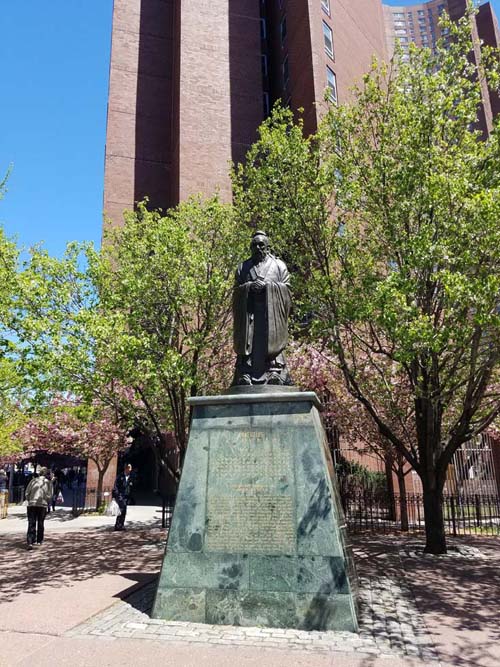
(46, 471), (53, 513)
(0, 467), (7, 491)
(50, 472), (61, 511)
(112, 463), (133, 531)
(0, 467), (8, 519)
(24, 467), (53, 550)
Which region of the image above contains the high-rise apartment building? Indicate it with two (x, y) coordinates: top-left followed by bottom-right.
(103, 0), (387, 225)
(384, 0), (500, 133)
(383, 0), (448, 54)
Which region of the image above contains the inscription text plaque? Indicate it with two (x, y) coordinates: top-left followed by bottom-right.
(206, 429), (295, 553)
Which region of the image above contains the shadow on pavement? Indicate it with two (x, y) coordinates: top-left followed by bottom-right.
(0, 525), (167, 604)
(352, 534), (500, 667)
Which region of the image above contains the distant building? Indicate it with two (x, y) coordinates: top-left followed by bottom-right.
(383, 0), (449, 54)
(103, 0), (387, 226)
(383, 0), (500, 134)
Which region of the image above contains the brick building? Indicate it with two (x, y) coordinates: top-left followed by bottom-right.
(103, 0), (387, 226)
(384, 0), (500, 134)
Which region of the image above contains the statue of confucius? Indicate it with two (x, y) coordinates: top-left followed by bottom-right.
(231, 231), (292, 386)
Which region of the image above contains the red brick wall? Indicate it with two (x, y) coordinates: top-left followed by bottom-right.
(104, 0), (388, 220)
(447, 0), (494, 135)
(85, 456), (118, 507)
(267, 1), (317, 134)
(229, 1), (265, 167)
(326, 0), (387, 105)
(85, 456), (118, 489)
(177, 1), (263, 200)
(266, 0), (387, 136)
(104, 0), (178, 227)
(477, 2), (500, 119)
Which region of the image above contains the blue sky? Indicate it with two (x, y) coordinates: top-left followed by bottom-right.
(0, 1), (113, 256)
(1, 1), (499, 256)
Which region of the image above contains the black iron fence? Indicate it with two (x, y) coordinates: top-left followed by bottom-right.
(72, 487), (113, 516)
(160, 496), (175, 529)
(342, 491), (500, 536)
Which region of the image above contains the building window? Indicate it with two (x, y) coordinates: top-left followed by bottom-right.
(326, 66), (337, 104)
(260, 18), (267, 40)
(280, 16), (287, 43)
(321, 0), (331, 16)
(283, 56), (290, 85)
(322, 21), (334, 59)
(263, 92), (270, 117)
(261, 54), (268, 79)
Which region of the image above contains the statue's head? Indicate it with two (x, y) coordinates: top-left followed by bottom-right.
(250, 231), (269, 263)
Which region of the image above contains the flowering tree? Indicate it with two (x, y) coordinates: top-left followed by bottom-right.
(17, 400), (131, 510)
(289, 344), (413, 529)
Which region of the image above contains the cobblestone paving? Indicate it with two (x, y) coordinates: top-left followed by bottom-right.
(66, 575), (441, 662)
(400, 543), (486, 560)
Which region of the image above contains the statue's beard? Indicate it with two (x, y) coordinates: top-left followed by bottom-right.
(253, 250), (266, 263)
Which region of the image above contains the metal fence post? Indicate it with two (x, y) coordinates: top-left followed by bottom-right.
(450, 496), (457, 537)
(475, 494), (481, 528)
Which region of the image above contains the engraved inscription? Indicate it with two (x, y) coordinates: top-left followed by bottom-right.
(206, 494), (295, 553)
(206, 429), (295, 554)
(211, 448), (290, 482)
(239, 430), (265, 443)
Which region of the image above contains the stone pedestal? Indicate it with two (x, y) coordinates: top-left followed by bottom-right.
(152, 392), (358, 631)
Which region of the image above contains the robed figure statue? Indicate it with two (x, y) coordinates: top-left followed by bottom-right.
(232, 232), (292, 386)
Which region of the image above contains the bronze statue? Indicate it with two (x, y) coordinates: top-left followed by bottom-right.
(232, 231), (292, 386)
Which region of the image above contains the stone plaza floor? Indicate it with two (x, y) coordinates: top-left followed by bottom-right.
(65, 574), (439, 663)
(1, 505), (499, 667)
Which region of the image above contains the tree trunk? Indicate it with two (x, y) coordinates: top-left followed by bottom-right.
(95, 459), (110, 512)
(396, 462), (409, 532)
(385, 454), (396, 521)
(415, 391), (446, 553)
(422, 483), (447, 553)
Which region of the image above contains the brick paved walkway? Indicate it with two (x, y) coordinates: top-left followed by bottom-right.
(66, 573), (440, 663)
(2, 506), (499, 666)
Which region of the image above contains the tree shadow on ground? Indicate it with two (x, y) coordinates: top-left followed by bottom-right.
(0, 525), (167, 604)
(352, 534), (500, 667)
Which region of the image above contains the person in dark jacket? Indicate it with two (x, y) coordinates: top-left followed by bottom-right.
(50, 473), (61, 511)
(112, 463), (133, 531)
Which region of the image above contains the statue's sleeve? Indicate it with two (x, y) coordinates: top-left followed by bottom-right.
(232, 266), (251, 355)
(266, 261), (291, 357)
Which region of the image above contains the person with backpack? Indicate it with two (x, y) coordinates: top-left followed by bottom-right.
(24, 467), (53, 550)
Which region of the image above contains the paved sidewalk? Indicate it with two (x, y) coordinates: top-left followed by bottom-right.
(0, 502), (163, 534)
(1, 506), (499, 667)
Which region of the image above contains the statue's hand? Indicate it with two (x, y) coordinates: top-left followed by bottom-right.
(250, 279), (266, 292)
